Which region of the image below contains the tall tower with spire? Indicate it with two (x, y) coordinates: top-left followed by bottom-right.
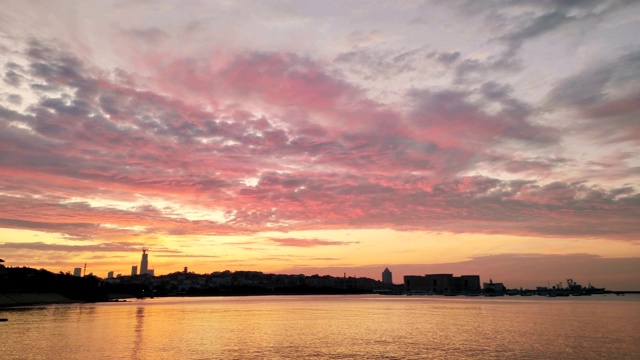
(140, 248), (149, 275)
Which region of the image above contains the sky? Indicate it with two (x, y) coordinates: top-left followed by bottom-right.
(1, 0), (639, 290)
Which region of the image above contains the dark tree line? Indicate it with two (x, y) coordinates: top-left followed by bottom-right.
(0, 267), (108, 302)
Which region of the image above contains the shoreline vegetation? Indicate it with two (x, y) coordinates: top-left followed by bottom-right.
(1, 266), (638, 308)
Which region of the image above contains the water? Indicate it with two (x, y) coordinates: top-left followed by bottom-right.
(1, 295), (639, 359)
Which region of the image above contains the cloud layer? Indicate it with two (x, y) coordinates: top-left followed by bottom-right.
(2, 37), (637, 241)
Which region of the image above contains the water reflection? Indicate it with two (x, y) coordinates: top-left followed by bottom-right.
(131, 307), (145, 360)
(0, 295), (638, 359)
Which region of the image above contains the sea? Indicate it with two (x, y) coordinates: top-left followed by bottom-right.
(1, 294), (639, 359)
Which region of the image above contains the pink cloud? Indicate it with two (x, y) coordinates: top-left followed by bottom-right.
(0, 40), (638, 246)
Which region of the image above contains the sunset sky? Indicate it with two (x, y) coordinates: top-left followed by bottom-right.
(1, 0), (639, 290)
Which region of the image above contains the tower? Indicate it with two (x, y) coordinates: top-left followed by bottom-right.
(382, 267), (393, 284)
(140, 248), (149, 275)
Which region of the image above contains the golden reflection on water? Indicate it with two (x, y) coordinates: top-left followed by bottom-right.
(1, 295), (639, 359)
(132, 306), (144, 360)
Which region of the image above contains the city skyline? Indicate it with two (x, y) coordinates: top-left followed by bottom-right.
(1, 1), (639, 290)
(13, 250), (632, 291)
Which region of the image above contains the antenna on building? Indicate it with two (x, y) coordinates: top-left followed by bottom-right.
(140, 247), (150, 275)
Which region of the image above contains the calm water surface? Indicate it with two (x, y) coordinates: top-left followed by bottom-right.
(1, 295), (639, 359)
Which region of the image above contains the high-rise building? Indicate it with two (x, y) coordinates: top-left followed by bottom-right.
(382, 267), (393, 284)
(73, 267), (82, 277)
(140, 248), (149, 275)
(131, 265), (138, 276)
(107, 271), (114, 279)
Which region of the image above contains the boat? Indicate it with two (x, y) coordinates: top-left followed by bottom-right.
(0, 318), (8, 322)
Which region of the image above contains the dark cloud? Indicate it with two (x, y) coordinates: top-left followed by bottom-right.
(496, 0), (634, 49)
(0, 241), (138, 252)
(453, 54), (522, 83)
(4, 69), (23, 87)
(548, 66), (615, 109)
(548, 51), (640, 109)
(407, 86), (555, 153)
(502, 11), (573, 51)
(333, 46), (430, 80)
(0, 218), (97, 232)
(546, 50), (640, 144)
(122, 28), (170, 44)
(442, 0), (639, 81)
(155, 254), (220, 258)
(269, 238), (356, 247)
(430, 51), (461, 65)
(26, 40), (91, 92)
(6, 94), (21, 105)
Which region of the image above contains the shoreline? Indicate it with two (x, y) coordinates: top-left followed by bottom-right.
(0, 293), (74, 308)
(3, 291), (639, 309)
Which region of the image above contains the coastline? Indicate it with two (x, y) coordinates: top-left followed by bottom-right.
(3, 291), (639, 309)
(0, 293), (74, 308)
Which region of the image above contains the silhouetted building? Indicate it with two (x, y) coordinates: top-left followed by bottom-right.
(107, 271), (114, 279)
(404, 275), (430, 292)
(140, 248), (149, 275)
(73, 268), (82, 277)
(404, 273), (481, 294)
(455, 275), (481, 293)
(404, 274), (453, 293)
(382, 268), (393, 284)
(483, 279), (505, 294)
(131, 265), (138, 276)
